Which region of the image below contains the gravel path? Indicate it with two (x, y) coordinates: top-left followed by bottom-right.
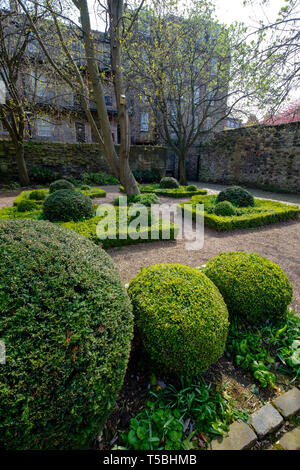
(1, 184), (299, 313)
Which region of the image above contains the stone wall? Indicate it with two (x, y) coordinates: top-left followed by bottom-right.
(0, 140), (168, 182)
(198, 121), (300, 193)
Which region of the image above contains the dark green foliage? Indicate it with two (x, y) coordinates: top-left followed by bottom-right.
(17, 199), (38, 212)
(227, 312), (300, 387)
(204, 252), (293, 324)
(80, 184), (91, 190)
(214, 201), (236, 216)
(118, 377), (249, 450)
(0, 219), (133, 449)
(49, 179), (75, 194)
(186, 185), (197, 191)
(159, 177), (180, 189)
(43, 189), (94, 222)
(132, 169), (161, 183)
(82, 171), (119, 185)
(29, 165), (60, 184)
(217, 186), (254, 207)
(28, 189), (47, 201)
(128, 264), (229, 375)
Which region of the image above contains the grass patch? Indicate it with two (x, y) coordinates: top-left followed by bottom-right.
(178, 195), (299, 231)
(120, 184), (207, 198)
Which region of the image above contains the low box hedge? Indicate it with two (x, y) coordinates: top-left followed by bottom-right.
(13, 187), (106, 209)
(120, 184), (207, 198)
(0, 203), (178, 249)
(178, 195), (299, 231)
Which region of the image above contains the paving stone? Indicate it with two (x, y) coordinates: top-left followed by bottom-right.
(278, 427), (300, 450)
(210, 421), (257, 450)
(272, 387), (300, 418)
(250, 403), (284, 438)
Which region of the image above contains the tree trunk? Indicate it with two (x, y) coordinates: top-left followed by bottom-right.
(179, 153), (187, 185)
(109, 0), (140, 196)
(15, 143), (29, 186)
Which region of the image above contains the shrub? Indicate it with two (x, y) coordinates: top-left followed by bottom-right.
(43, 189), (94, 222)
(29, 165), (60, 184)
(214, 201), (236, 216)
(186, 185), (198, 191)
(217, 186), (254, 207)
(204, 252), (293, 324)
(0, 219), (133, 449)
(82, 171), (119, 185)
(49, 179), (75, 194)
(114, 193), (159, 207)
(28, 189), (48, 201)
(128, 264), (229, 375)
(159, 177), (180, 189)
(80, 184), (91, 191)
(17, 199), (38, 212)
(132, 169), (161, 184)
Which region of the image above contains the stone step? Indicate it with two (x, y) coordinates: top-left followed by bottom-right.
(272, 387), (300, 418)
(250, 403), (284, 438)
(277, 427), (300, 450)
(210, 421), (257, 450)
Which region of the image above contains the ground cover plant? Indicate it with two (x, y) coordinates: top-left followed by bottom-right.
(179, 194), (299, 231)
(0, 219), (133, 449)
(226, 311), (300, 388)
(116, 376), (249, 450)
(128, 264), (229, 375)
(120, 184), (207, 198)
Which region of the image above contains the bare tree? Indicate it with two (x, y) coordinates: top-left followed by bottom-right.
(18, 0), (142, 195)
(125, 0), (281, 184)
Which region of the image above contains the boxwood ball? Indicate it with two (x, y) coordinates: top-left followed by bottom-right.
(128, 264), (229, 375)
(0, 219), (133, 449)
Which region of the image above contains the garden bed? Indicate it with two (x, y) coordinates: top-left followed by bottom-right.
(178, 194), (299, 231)
(120, 184), (207, 198)
(0, 189), (178, 249)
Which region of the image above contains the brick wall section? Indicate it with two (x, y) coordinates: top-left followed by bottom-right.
(0, 140), (168, 182)
(198, 121), (300, 193)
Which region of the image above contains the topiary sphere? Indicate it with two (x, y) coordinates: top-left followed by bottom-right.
(214, 201), (236, 216)
(17, 199), (38, 212)
(204, 252), (293, 325)
(186, 185), (198, 191)
(80, 184), (91, 191)
(128, 264), (229, 375)
(43, 189), (94, 222)
(0, 219), (133, 449)
(28, 189), (48, 201)
(159, 177), (180, 189)
(49, 179), (74, 194)
(217, 186), (254, 207)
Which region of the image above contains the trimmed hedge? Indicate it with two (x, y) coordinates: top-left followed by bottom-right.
(49, 179), (75, 193)
(204, 252), (293, 324)
(114, 193), (159, 207)
(62, 206), (178, 249)
(0, 219), (133, 449)
(179, 195), (299, 231)
(120, 184), (207, 198)
(186, 185), (198, 191)
(128, 264), (229, 375)
(217, 186), (254, 207)
(28, 189), (48, 201)
(43, 189), (94, 222)
(159, 177), (180, 189)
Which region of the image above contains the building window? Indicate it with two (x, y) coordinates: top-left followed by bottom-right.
(208, 90), (215, 106)
(75, 121), (86, 143)
(210, 58), (218, 76)
(141, 112), (149, 131)
(105, 95), (112, 107)
(206, 117), (212, 130)
(0, 68), (6, 104)
(36, 118), (52, 137)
